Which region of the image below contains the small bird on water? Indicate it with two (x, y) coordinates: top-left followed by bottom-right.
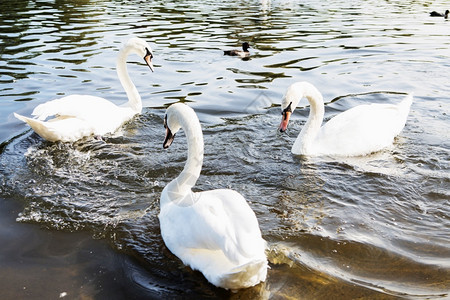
(223, 42), (251, 58)
(429, 9), (449, 18)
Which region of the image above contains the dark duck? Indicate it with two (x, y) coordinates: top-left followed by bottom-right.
(224, 42), (251, 57)
(430, 9), (449, 18)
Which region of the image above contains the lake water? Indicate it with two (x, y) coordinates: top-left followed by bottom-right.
(0, 0), (449, 298)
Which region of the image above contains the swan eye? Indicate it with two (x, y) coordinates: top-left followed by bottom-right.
(282, 102), (292, 115)
(145, 48), (153, 59)
(164, 114), (168, 129)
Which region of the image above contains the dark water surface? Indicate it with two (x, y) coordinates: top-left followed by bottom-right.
(1, 0), (449, 299)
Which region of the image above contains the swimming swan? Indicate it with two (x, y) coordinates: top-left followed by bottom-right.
(279, 82), (413, 156)
(14, 37), (154, 142)
(159, 103), (267, 290)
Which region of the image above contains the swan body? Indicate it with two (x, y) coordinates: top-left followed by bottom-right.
(279, 82), (413, 156)
(159, 103), (267, 290)
(14, 37), (154, 142)
(224, 42), (251, 57)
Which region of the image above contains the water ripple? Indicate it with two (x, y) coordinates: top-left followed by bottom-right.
(1, 0), (449, 298)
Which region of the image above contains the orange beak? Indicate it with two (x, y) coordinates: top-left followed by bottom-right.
(279, 111), (291, 132)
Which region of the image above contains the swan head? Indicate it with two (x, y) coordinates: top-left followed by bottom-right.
(125, 37), (154, 72)
(279, 102), (292, 132)
(278, 82), (306, 132)
(278, 82), (324, 133)
(163, 114), (176, 149)
(163, 103), (202, 149)
(163, 104), (185, 149)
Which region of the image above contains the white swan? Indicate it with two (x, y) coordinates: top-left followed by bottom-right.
(14, 37), (154, 142)
(159, 103), (267, 290)
(279, 82), (413, 156)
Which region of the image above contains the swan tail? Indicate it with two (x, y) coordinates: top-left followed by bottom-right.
(398, 93), (413, 125)
(214, 259), (268, 290)
(386, 93), (413, 139)
(14, 113), (60, 142)
(14, 112), (30, 124)
(399, 93), (413, 112)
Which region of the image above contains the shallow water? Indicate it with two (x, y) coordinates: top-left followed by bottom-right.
(1, 0), (449, 298)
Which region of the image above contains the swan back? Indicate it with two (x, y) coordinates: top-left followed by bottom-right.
(159, 187), (268, 290)
(309, 94), (412, 156)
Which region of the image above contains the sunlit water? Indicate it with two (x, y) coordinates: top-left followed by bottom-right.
(1, 0), (449, 298)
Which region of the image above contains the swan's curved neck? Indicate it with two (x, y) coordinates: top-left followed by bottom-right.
(293, 83), (325, 153)
(117, 47), (142, 113)
(165, 113), (204, 205)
